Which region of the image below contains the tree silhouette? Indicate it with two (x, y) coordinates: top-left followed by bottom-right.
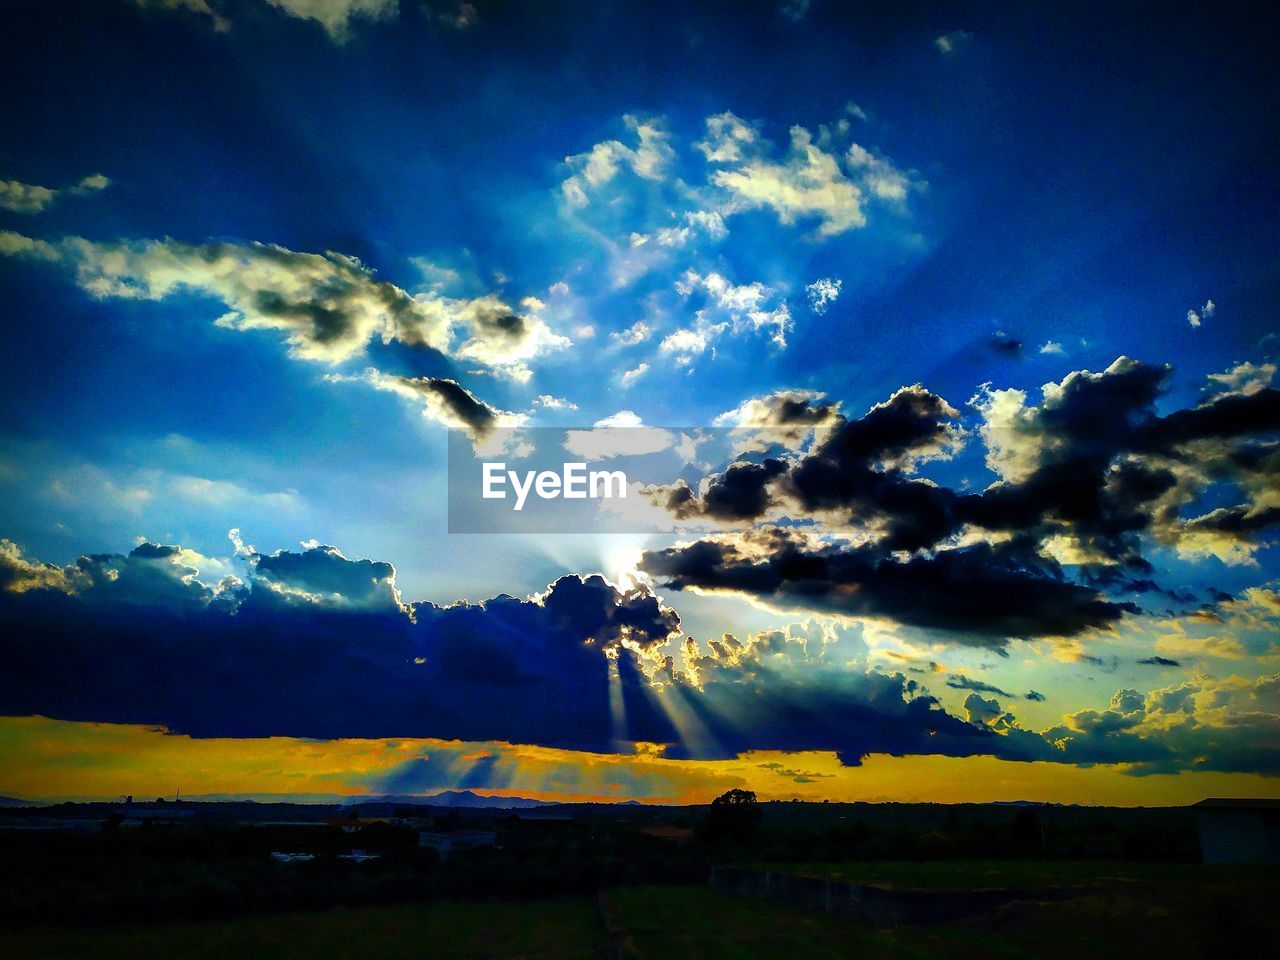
(701, 789), (763, 845)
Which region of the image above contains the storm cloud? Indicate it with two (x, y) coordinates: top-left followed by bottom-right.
(640, 358), (1280, 638)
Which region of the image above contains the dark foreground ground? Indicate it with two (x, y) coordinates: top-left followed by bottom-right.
(3, 862), (1276, 960)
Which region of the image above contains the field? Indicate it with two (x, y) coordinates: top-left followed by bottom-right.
(755, 858), (1277, 891)
(0, 899), (604, 960)
(2, 864), (1277, 959)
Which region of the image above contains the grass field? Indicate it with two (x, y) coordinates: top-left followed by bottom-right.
(0, 899), (604, 960)
(755, 859), (1279, 891)
(2, 866), (1277, 959)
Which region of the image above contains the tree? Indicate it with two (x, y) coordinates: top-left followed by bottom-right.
(701, 789), (763, 846)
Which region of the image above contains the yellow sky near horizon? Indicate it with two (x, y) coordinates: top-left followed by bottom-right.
(1, 715), (1277, 807)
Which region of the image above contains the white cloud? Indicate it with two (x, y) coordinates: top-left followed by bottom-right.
(1187, 299), (1213, 328)
(264, 0), (398, 41)
(1038, 340), (1066, 356)
(658, 317), (727, 364)
(0, 231), (59, 260)
(696, 111), (759, 164)
(611, 320), (653, 347)
(711, 124), (865, 237)
(0, 173), (110, 215)
(1, 233), (567, 375)
(934, 30), (972, 54)
(533, 394), (578, 411)
(565, 411), (675, 460)
(805, 277), (841, 315)
(704, 115), (922, 239)
(561, 115), (673, 207)
(845, 143), (913, 203)
(620, 362), (650, 387)
(1206, 360), (1276, 397)
(676, 270), (793, 348)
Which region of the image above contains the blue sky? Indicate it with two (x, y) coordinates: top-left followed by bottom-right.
(1, 0), (1278, 802)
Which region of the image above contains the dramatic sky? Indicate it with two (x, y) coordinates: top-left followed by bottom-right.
(1, 0), (1278, 804)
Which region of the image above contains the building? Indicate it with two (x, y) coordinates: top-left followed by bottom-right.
(1194, 798), (1280, 864)
(418, 828), (498, 858)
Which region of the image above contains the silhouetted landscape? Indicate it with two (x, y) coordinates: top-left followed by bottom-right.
(1, 791), (1277, 958)
(4, 1), (1280, 956)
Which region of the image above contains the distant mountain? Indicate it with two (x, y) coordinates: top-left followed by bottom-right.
(348, 790), (554, 809)
(422, 790), (553, 809)
(0, 796), (35, 807)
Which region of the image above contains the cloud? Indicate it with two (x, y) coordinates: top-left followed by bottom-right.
(346, 370), (525, 447)
(1207, 360), (1275, 398)
(534, 394), (578, 411)
(431, 2), (476, 29)
(132, 0), (230, 32)
(715, 388), (842, 431)
(934, 30), (972, 54)
(696, 112), (760, 164)
(946, 675), (1015, 698)
(806, 277), (841, 315)
(0, 173), (110, 214)
(1039, 674), (1280, 775)
(642, 529), (1133, 645)
(971, 355), (1280, 565)
(561, 115), (673, 207)
(701, 111), (923, 239)
(712, 388), (843, 453)
(0, 537), (691, 752)
(778, 0), (810, 22)
(963, 693), (1004, 725)
(4, 535), (1278, 775)
(2, 232), (567, 434)
(611, 320), (653, 347)
(658, 316), (728, 363)
(263, 0), (397, 42)
(0, 231), (60, 260)
(989, 331), (1024, 357)
(564, 411), (675, 460)
(0, 540), (78, 594)
(1187, 299), (1213, 328)
(1039, 340), (1066, 356)
(659, 383), (965, 547)
(620, 362), (650, 387)
(674, 269), (793, 348)
(1, 233), (564, 369)
(135, 0), (400, 40)
(1138, 656), (1181, 667)
(710, 123), (866, 237)
(640, 356), (1280, 644)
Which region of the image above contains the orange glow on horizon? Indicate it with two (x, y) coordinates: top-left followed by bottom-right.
(1, 715), (1277, 807)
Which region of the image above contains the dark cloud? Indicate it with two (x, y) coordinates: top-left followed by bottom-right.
(2, 536), (1276, 775)
(641, 358), (1280, 639)
(946, 676), (1015, 698)
(1137, 656), (1182, 667)
(988, 332), (1024, 357)
(0, 541), (680, 751)
(379, 375), (502, 442)
(659, 458), (789, 521)
(641, 530), (1133, 645)
(1025, 690), (1046, 701)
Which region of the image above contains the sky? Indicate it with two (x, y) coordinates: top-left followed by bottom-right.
(1, 0), (1278, 805)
